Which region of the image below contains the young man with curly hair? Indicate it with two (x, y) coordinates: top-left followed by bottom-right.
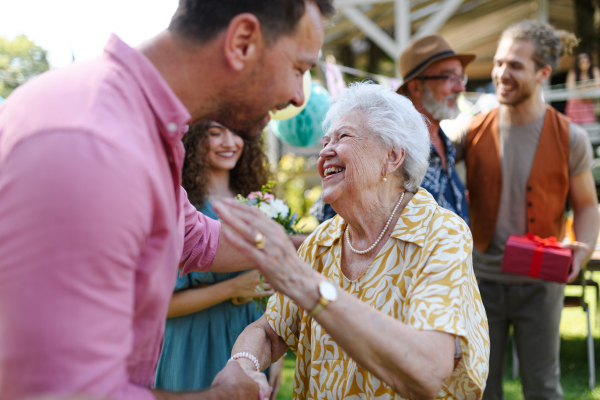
(453, 20), (599, 400)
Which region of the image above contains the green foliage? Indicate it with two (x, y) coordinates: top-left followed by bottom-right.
(0, 35), (50, 98)
(274, 154), (322, 233)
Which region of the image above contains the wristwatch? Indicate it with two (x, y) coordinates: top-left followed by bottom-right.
(308, 280), (338, 317)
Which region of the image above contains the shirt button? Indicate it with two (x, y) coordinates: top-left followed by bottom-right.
(530, 218), (535, 223)
(527, 186), (532, 191)
(528, 202), (532, 207)
(167, 122), (178, 132)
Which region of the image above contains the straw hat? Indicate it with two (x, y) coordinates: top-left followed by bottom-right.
(397, 35), (476, 94)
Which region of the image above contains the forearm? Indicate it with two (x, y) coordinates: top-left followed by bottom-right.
(167, 281), (236, 318)
(313, 290), (454, 399)
(566, 71), (576, 90)
(573, 204), (600, 262)
(210, 225), (257, 273)
(232, 316), (288, 369)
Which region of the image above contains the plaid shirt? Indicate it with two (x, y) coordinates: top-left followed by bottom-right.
(422, 128), (470, 225)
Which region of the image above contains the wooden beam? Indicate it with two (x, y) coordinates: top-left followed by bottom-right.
(334, 0), (391, 7)
(395, 0), (411, 54)
(538, 0), (549, 23)
(413, 0), (465, 39)
(341, 7), (400, 58)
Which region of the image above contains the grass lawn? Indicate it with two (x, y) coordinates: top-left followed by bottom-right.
(276, 273), (600, 400)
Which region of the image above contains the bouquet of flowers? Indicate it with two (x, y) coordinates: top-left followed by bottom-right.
(237, 181), (298, 310)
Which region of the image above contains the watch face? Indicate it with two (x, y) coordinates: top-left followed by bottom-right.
(319, 281), (338, 301)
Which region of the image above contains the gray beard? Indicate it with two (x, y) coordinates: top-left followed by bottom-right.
(421, 85), (460, 121)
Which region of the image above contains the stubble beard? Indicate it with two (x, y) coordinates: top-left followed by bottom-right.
(494, 78), (536, 107)
(206, 98), (269, 140)
(208, 62), (271, 139)
(421, 85), (460, 121)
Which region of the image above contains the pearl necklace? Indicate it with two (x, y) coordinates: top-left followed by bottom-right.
(345, 191), (406, 255)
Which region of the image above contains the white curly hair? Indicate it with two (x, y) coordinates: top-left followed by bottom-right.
(322, 81), (431, 192)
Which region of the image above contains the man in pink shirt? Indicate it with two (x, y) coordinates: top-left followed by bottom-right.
(0, 1), (334, 399)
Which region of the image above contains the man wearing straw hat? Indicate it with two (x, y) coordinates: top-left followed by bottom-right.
(397, 34), (474, 225)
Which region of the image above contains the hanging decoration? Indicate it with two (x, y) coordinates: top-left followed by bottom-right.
(270, 83), (332, 148)
(325, 62), (346, 97)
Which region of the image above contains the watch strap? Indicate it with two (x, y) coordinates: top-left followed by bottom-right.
(308, 296), (330, 317)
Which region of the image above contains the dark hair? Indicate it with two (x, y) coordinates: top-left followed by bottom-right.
(574, 52), (594, 82)
(169, 0), (335, 44)
(181, 121), (271, 209)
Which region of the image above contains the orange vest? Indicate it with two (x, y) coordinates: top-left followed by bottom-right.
(465, 104), (570, 252)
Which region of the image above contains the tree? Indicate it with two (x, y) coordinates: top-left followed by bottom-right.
(0, 35), (50, 99)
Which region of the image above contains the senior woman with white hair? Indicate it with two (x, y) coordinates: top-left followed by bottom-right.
(212, 82), (489, 400)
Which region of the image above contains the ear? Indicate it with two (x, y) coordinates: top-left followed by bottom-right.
(406, 80), (422, 100)
(382, 147), (406, 177)
(536, 64), (552, 85)
(223, 13), (263, 72)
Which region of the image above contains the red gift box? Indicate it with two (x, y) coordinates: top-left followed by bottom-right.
(501, 233), (573, 283)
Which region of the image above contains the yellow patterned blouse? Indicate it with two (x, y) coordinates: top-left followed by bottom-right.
(266, 189), (490, 400)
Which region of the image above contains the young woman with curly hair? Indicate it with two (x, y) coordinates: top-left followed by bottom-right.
(155, 121), (284, 394)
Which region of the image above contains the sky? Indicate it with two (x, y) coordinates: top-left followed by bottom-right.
(0, 0), (179, 68)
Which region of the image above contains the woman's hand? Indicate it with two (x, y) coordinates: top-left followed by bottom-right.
(234, 358), (272, 400)
(231, 270), (275, 299)
(213, 200), (321, 311)
(209, 360), (261, 400)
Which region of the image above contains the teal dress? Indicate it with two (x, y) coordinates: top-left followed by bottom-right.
(155, 201), (265, 390)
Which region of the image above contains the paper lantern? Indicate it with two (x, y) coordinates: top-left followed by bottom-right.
(270, 83), (331, 147)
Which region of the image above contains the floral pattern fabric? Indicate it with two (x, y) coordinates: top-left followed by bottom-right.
(266, 189), (489, 400)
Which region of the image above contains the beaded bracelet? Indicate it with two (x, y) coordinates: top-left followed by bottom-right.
(229, 352), (261, 372)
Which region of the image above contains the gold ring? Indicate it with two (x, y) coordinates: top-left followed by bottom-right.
(254, 232), (266, 249)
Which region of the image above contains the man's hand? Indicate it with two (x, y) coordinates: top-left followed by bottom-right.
(567, 170), (599, 283)
(153, 361), (259, 400)
(228, 358), (272, 400)
(563, 241), (591, 283)
(211, 361), (260, 399)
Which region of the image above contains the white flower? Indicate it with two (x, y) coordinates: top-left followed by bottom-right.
(271, 199), (290, 219)
(258, 202), (276, 219)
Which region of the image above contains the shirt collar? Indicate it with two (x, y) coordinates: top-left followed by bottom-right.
(314, 188), (438, 248)
(102, 34), (191, 143)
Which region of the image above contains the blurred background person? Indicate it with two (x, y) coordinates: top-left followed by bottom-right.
(565, 52), (600, 124)
(155, 121), (284, 395)
(397, 34), (475, 225)
(452, 20), (598, 400)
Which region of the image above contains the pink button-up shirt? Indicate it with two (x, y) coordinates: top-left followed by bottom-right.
(0, 34), (221, 399)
